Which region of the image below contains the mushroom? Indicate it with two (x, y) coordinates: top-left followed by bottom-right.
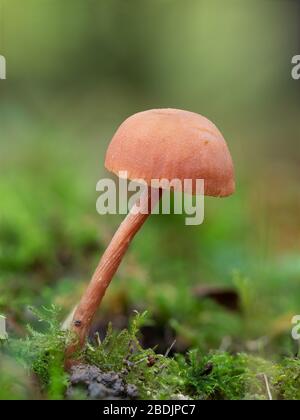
(68, 108), (235, 352)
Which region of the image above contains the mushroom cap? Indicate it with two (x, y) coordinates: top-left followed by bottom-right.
(105, 108), (235, 196)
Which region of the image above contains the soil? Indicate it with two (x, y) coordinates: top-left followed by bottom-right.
(67, 364), (139, 400)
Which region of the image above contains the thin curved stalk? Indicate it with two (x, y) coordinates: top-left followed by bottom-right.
(66, 187), (161, 357)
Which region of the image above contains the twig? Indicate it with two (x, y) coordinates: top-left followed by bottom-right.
(263, 374), (273, 401)
(164, 339), (176, 357)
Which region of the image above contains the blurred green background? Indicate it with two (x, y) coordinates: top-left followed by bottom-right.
(0, 0), (300, 357)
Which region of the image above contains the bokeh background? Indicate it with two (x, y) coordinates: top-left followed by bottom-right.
(1, 0), (300, 359)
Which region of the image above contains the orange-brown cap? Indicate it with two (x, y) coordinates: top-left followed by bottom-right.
(105, 108), (235, 197)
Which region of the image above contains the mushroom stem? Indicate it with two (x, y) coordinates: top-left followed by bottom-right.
(68, 187), (161, 354)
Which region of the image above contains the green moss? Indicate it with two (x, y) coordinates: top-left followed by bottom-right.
(274, 358), (300, 400)
(85, 311), (186, 399)
(10, 305), (69, 400)
(4, 305), (300, 400)
(180, 350), (281, 400)
(7, 307), (185, 400)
